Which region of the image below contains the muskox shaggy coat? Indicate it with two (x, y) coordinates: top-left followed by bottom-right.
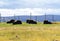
(26, 20), (37, 24)
(7, 19), (15, 23)
(43, 20), (52, 24)
(13, 20), (22, 25)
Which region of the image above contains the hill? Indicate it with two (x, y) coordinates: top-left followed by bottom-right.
(0, 15), (60, 22)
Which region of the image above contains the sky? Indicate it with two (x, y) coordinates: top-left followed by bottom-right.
(0, 0), (60, 16)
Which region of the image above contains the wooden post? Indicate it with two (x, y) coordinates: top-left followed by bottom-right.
(0, 13), (1, 22)
(45, 13), (46, 20)
(52, 15), (54, 22)
(14, 14), (15, 19)
(35, 16), (38, 22)
(30, 12), (32, 20)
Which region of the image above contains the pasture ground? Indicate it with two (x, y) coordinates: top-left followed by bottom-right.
(0, 22), (60, 41)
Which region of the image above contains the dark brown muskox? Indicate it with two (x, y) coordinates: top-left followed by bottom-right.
(43, 20), (52, 24)
(13, 20), (22, 25)
(26, 19), (37, 24)
(7, 19), (15, 24)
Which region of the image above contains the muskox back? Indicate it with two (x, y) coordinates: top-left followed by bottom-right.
(26, 20), (37, 24)
(13, 20), (22, 25)
(7, 19), (15, 23)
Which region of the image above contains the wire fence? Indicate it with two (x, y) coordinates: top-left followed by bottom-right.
(0, 15), (58, 22)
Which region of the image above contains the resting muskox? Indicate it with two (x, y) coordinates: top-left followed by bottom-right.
(13, 20), (22, 25)
(26, 20), (37, 24)
(43, 20), (52, 24)
(7, 19), (15, 24)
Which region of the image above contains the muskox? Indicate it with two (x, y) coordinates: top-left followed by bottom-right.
(13, 20), (22, 25)
(43, 20), (52, 24)
(26, 19), (37, 24)
(7, 19), (15, 24)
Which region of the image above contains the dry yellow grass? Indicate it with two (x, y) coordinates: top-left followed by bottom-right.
(0, 22), (60, 41)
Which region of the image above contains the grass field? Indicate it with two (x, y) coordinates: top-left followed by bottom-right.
(0, 22), (60, 41)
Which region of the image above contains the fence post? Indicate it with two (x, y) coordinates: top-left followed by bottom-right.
(0, 13), (1, 22)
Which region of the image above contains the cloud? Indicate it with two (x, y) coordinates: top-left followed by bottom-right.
(0, 0), (60, 16)
(0, 0), (60, 9)
(0, 1), (7, 6)
(0, 8), (60, 17)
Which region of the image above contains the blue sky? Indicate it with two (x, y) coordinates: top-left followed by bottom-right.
(0, 0), (60, 16)
(0, 0), (60, 9)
